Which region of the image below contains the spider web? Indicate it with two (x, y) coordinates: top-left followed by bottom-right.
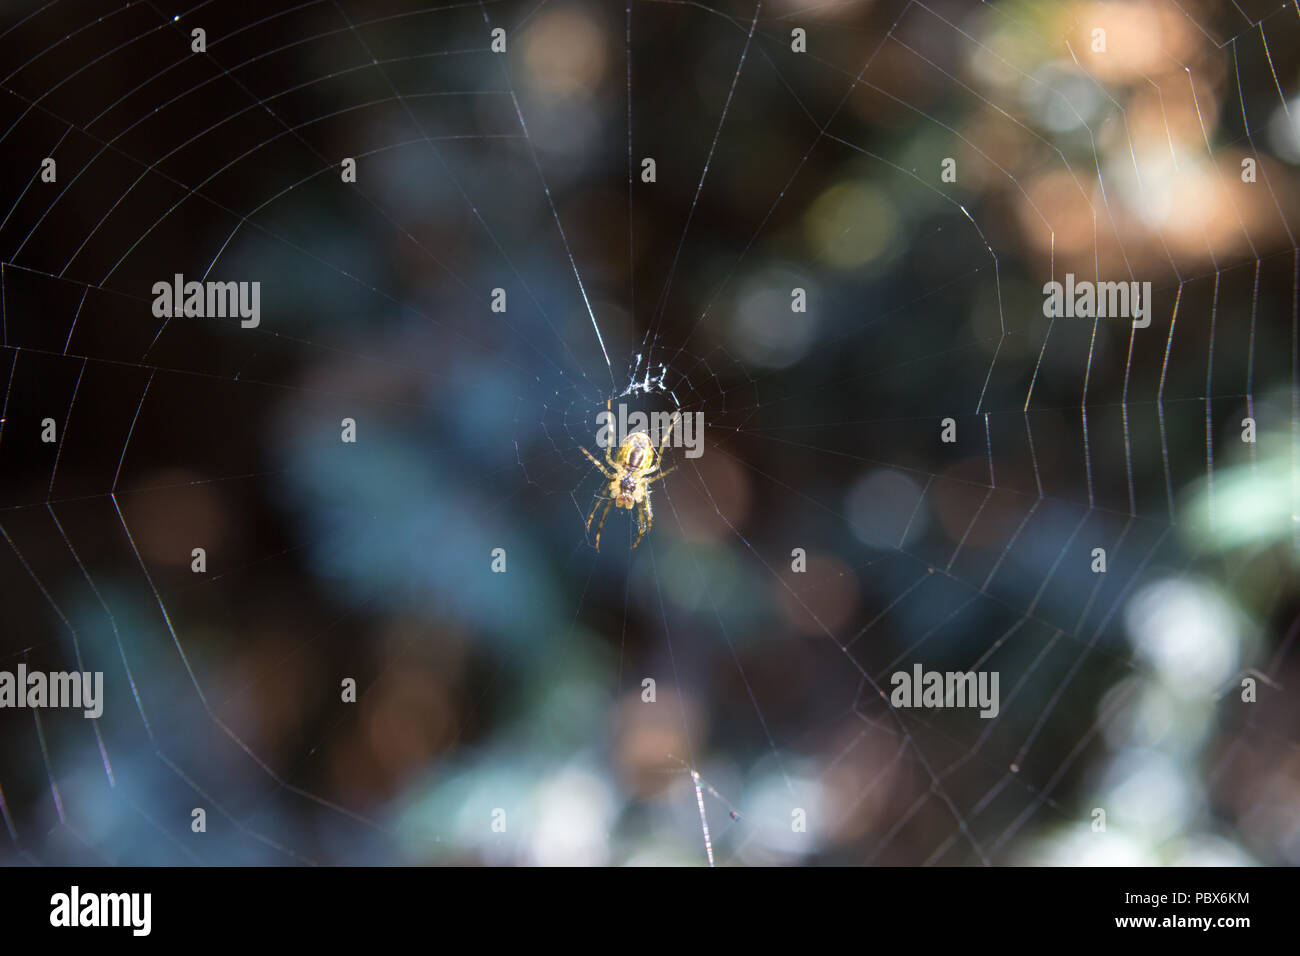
(0, 0), (1298, 867)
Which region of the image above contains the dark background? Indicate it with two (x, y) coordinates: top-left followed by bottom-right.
(0, 0), (1297, 865)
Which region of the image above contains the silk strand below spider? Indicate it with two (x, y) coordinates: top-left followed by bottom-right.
(580, 400), (680, 550)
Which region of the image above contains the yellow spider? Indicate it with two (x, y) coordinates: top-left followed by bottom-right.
(580, 401), (680, 550)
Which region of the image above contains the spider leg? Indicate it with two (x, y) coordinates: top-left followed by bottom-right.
(642, 410), (681, 477)
(660, 409), (681, 448)
(591, 497), (614, 551)
(585, 494), (605, 531)
(645, 463), (676, 484)
(603, 398), (619, 468)
(632, 494), (651, 550)
(580, 445), (617, 479)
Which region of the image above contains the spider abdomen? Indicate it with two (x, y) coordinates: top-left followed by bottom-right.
(619, 432), (653, 471)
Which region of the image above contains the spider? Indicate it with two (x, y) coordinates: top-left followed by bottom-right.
(580, 400), (680, 550)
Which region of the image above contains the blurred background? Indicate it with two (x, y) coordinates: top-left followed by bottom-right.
(0, 0), (1298, 865)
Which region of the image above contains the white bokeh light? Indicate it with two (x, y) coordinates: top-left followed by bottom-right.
(1123, 577), (1239, 696)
